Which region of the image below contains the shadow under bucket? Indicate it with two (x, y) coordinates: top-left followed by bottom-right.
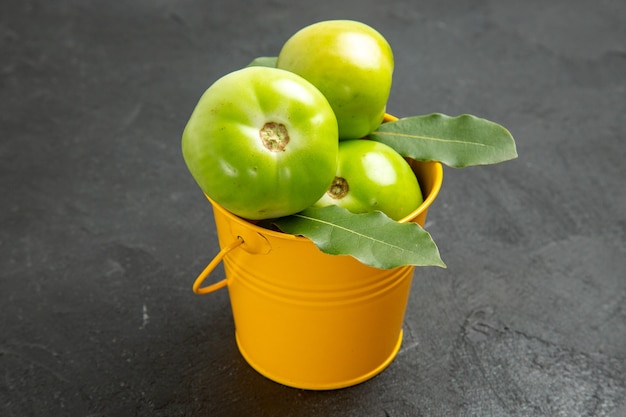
(193, 141), (443, 390)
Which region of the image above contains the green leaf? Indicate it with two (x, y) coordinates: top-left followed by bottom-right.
(370, 113), (518, 168)
(247, 56), (278, 68)
(273, 205), (446, 269)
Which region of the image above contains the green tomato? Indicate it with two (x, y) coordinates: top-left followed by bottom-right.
(314, 139), (423, 220)
(182, 66), (338, 220)
(276, 20), (394, 140)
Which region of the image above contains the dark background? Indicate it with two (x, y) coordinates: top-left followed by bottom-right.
(2, 0), (625, 416)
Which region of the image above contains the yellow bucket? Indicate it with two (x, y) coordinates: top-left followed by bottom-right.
(192, 117), (443, 390)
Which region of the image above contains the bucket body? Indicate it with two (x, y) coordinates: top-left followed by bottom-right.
(203, 159), (442, 390)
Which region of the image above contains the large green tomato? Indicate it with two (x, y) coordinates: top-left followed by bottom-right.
(276, 20), (394, 140)
(314, 139), (423, 220)
(182, 66), (338, 220)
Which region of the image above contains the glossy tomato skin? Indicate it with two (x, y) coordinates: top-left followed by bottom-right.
(314, 139), (423, 220)
(182, 66), (338, 220)
(276, 20), (394, 140)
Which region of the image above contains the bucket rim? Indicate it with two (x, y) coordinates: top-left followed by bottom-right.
(208, 195), (304, 241)
(206, 159), (442, 242)
(398, 159), (442, 223)
(382, 114), (443, 224)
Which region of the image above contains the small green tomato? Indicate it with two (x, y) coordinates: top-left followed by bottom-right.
(314, 139), (423, 220)
(276, 20), (394, 140)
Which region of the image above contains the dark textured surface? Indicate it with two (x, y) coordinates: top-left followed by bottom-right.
(1, 1), (625, 416)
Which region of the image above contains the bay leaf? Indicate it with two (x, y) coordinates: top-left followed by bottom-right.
(370, 113), (517, 168)
(247, 56), (278, 68)
(274, 205), (446, 270)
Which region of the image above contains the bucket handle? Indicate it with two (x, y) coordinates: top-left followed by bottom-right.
(192, 237), (244, 295)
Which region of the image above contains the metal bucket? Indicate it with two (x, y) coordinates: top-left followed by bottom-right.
(192, 122), (443, 390)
